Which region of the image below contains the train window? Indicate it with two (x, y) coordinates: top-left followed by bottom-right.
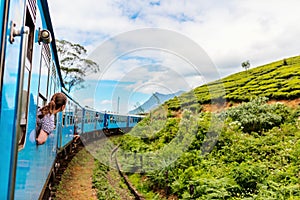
(54, 113), (57, 128)
(51, 62), (56, 94)
(37, 94), (46, 108)
(71, 116), (74, 124)
(21, 66), (30, 125)
(51, 78), (56, 96)
(18, 4), (36, 149)
(65, 115), (69, 126)
(25, 11), (35, 60)
(39, 47), (50, 99)
(48, 63), (56, 98)
(78, 111), (82, 124)
(62, 113), (65, 126)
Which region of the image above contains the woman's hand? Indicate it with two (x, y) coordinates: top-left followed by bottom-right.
(36, 129), (49, 145)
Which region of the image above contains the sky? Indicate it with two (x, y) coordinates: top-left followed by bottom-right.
(48, 0), (300, 113)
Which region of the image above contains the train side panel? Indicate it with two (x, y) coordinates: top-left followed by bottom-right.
(128, 115), (143, 128)
(58, 99), (75, 149)
(115, 114), (128, 129)
(75, 104), (83, 136)
(0, 0), (4, 45)
(104, 113), (144, 134)
(82, 109), (97, 133)
(0, 0), (145, 198)
(0, 0), (27, 199)
(96, 112), (105, 130)
(106, 113), (127, 129)
(12, 0), (61, 199)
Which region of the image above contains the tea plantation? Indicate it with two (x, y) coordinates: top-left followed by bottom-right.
(109, 56), (300, 199)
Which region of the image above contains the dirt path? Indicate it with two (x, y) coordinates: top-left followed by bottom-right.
(54, 146), (135, 200)
(54, 148), (98, 200)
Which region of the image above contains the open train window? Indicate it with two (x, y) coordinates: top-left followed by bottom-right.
(38, 45), (50, 100)
(66, 115), (70, 126)
(18, 3), (36, 149)
(62, 113), (66, 126)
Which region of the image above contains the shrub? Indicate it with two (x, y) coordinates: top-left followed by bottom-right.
(219, 97), (291, 133)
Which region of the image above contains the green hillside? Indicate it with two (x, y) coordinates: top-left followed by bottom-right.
(106, 55), (300, 199)
(166, 55), (300, 112)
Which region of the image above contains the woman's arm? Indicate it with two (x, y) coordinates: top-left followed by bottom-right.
(36, 114), (54, 145)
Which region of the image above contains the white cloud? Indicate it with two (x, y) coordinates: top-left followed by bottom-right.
(100, 99), (112, 105)
(49, 0), (300, 66)
(82, 98), (95, 107)
(49, 0), (300, 98)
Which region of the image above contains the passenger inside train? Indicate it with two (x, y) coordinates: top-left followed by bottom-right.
(36, 92), (67, 145)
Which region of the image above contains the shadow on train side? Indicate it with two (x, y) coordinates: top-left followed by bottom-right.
(0, 0), (144, 199)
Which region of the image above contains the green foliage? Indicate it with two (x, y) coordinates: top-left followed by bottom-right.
(111, 99), (300, 199)
(164, 55), (300, 109)
(92, 160), (121, 200)
(93, 55), (300, 199)
(56, 39), (100, 92)
(165, 96), (181, 111)
(219, 97), (292, 133)
(241, 60), (251, 71)
(127, 174), (164, 199)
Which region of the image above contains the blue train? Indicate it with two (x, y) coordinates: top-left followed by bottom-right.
(0, 0), (143, 199)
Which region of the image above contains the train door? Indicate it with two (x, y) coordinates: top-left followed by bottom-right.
(0, 0), (7, 92)
(104, 112), (108, 129)
(126, 116), (130, 127)
(0, 0), (5, 87)
(0, 0), (28, 199)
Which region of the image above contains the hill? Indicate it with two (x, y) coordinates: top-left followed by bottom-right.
(129, 91), (184, 114)
(112, 55), (300, 199)
(165, 55), (300, 112)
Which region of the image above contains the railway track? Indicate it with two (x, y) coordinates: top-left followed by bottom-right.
(111, 144), (145, 200)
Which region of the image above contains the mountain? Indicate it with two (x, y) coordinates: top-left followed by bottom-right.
(129, 91), (184, 114)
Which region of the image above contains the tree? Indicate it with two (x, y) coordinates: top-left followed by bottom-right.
(283, 58), (287, 66)
(56, 39), (100, 92)
(241, 60), (250, 71)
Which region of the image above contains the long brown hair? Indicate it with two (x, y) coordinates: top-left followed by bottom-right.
(38, 92), (67, 119)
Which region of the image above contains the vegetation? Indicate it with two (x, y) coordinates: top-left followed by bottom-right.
(92, 161), (121, 200)
(91, 55), (300, 199)
(114, 98), (300, 199)
(241, 60), (251, 71)
(164, 56), (300, 106)
(56, 39), (100, 92)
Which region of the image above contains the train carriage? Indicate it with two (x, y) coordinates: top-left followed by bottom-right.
(57, 91), (83, 151)
(0, 0), (144, 199)
(0, 0), (63, 199)
(82, 108), (98, 134)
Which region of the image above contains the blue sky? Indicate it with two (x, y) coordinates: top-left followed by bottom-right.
(48, 0), (300, 113)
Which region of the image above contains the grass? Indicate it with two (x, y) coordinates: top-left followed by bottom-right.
(127, 173), (166, 200)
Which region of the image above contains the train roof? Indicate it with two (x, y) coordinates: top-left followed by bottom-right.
(40, 0), (65, 89)
(81, 108), (145, 118)
(105, 112), (145, 118)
